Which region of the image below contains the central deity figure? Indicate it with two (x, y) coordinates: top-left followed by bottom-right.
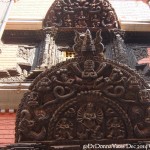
(77, 102), (103, 139)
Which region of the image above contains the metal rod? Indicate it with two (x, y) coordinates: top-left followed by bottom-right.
(0, 0), (15, 40)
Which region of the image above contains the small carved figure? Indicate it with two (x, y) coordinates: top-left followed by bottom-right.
(74, 0), (89, 9)
(107, 117), (125, 139)
(104, 68), (126, 85)
(128, 76), (140, 92)
(36, 77), (52, 92)
(99, 68), (126, 97)
(145, 107), (150, 124)
(55, 1), (62, 10)
(27, 92), (39, 107)
(64, 108), (76, 118)
(63, 0), (74, 13)
(82, 60), (97, 78)
(34, 108), (48, 121)
(64, 14), (73, 27)
(139, 89), (150, 103)
(134, 123), (150, 138)
(102, 11), (118, 28)
(77, 103), (103, 139)
(18, 109), (46, 142)
(134, 105), (150, 137)
(51, 68), (74, 85)
(91, 14), (101, 27)
(89, 0), (101, 11)
(55, 118), (73, 140)
(71, 59), (98, 80)
(75, 11), (87, 27)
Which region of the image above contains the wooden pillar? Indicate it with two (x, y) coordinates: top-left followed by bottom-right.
(40, 27), (58, 69)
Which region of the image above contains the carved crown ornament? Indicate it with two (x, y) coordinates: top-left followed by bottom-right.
(15, 29), (150, 148)
(43, 0), (119, 31)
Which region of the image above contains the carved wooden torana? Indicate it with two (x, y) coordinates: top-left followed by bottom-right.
(15, 29), (150, 149)
(44, 0), (119, 29)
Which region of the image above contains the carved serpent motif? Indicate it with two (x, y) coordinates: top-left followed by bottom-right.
(103, 85), (125, 98)
(53, 85), (76, 100)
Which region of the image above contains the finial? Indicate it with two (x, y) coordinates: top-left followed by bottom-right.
(81, 29), (96, 52)
(73, 29), (104, 58)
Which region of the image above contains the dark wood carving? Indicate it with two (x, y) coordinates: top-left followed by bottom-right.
(44, 0), (119, 29)
(15, 29), (150, 149)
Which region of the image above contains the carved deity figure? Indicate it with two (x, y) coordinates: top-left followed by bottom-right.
(27, 92), (39, 107)
(75, 11), (87, 27)
(91, 14), (101, 27)
(52, 68), (74, 85)
(63, 0), (74, 12)
(139, 89), (150, 103)
(18, 109), (46, 142)
(128, 76), (140, 92)
(64, 14), (72, 27)
(145, 107), (150, 124)
(104, 68), (125, 85)
(102, 11), (117, 28)
(36, 77), (52, 92)
(82, 60), (97, 78)
(89, 0), (101, 11)
(77, 103), (103, 139)
(74, 0), (89, 9)
(55, 1), (62, 10)
(107, 117), (125, 139)
(55, 118), (73, 140)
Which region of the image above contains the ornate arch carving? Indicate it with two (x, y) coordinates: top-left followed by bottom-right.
(15, 29), (150, 147)
(43, 0), (119, 29)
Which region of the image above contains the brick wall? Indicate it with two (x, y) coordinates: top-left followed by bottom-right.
(0, 113), (16, 147)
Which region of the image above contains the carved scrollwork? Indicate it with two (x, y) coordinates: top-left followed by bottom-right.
(53, 85), (75, 100)
(103, 85), (125, 98)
